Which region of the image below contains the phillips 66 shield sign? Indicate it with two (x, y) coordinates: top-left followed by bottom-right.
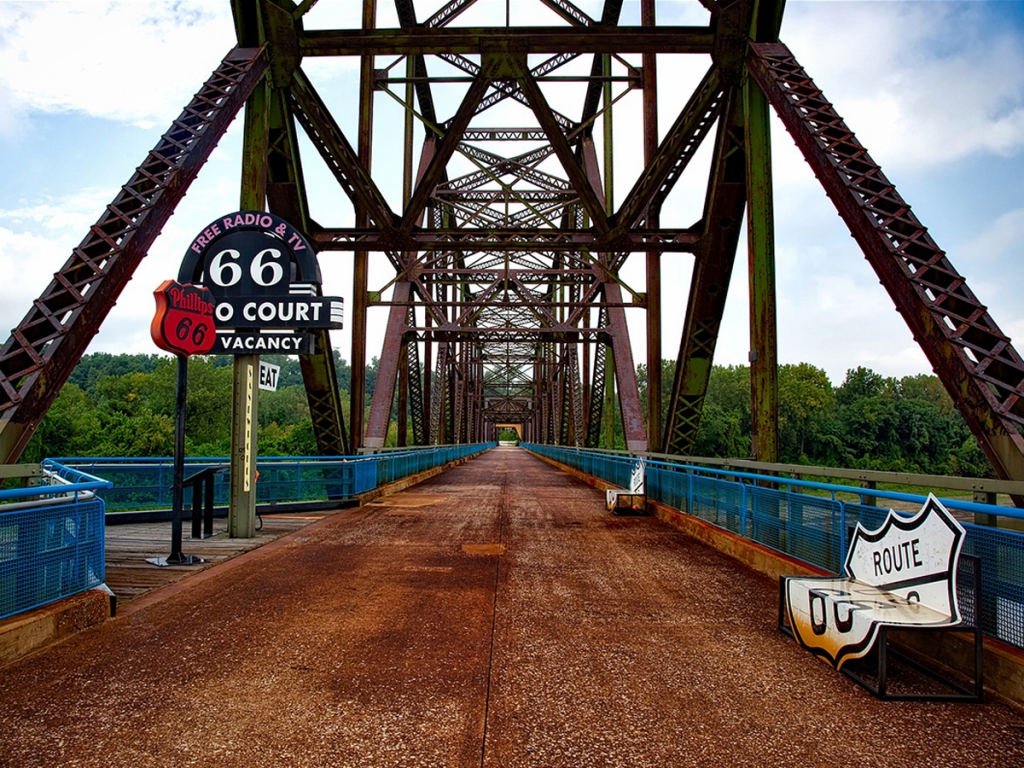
(150, 280), (217, 357)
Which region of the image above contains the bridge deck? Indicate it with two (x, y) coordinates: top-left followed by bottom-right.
(1, 446), (1021, 767)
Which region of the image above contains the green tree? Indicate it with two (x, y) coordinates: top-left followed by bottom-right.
(778, 363), (835, 462)
(259, 384), (310, 428)
(23, 384), (101, 460)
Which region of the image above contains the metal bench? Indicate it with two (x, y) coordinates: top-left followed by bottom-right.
(779, 494), (983, 701)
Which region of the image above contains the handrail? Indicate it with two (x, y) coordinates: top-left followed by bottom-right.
(0, 460), (112, 503)
(539, 445), (1024, 499)
(523, 444), (1017, 521)
(642, 457), (1024, 522)
(53, 445), (495, 513)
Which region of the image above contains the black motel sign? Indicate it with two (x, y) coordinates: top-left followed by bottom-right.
(177, 211), (343, 354)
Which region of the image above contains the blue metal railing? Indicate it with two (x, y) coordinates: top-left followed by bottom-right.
(525, 443), (1024, 651)
(0, 461), (112, 620)
(57, 444), (495, 513)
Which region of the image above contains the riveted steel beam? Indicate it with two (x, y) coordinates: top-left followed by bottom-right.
(261, 83), (349, 456)
(289, 69), (398, 233)
(744, 76), (779, 463)
(402, 75), (491, 235)
(300, 26), (714, 57)
(615, 67), (724, 231)
(520, 72), (611, 236)
(642, 0), (662, 452)
(315, 228), (699, 252)
(365, 281), (413, 447)
(663, 86), (747, 456)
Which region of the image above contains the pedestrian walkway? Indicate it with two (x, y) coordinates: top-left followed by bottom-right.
(1, 447), (1022, 768)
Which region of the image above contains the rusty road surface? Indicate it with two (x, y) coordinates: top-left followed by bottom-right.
(2, 446), (1023, 768)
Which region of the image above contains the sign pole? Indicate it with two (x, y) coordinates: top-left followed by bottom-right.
(229, 354), (259, 538)
(166, 354), (193, 563)
(149, 280), (216, 567)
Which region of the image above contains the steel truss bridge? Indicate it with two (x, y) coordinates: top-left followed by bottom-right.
(0, 0), (1022, 495)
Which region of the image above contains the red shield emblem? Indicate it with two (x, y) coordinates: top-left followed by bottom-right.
(151, 280), (217, 357)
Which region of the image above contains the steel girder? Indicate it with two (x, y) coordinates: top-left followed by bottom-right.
(300, 26), (715, 57)
(663, 86), (747, 455)
(263, 79), (351, 455)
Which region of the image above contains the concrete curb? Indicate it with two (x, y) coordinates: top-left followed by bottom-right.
(0, 587), (112, 668)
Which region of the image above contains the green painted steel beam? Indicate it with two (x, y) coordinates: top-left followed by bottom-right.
(744, 78), (779, 463)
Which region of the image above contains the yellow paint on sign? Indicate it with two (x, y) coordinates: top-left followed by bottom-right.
(243, 361), (253, 493)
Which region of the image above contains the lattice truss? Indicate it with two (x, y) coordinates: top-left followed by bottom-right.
(0, 0), (1021, 490)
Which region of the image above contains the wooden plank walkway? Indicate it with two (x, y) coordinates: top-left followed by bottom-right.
(105, 512), (338, 604)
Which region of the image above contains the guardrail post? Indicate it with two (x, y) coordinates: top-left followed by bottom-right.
(687, 470), (693, 516)
(860, 480), (877, 507)
(190, 476), (204, 540)
(839, 501), (847, 573)
(974, 490), (998, 528)
(740, 481), (748, 537)
(206, 471), (216, 537)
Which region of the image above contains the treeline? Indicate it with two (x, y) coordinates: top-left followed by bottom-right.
(640, 361), (991, 477)
(25, 353), (992, 477)
(23, 352), (378, 461)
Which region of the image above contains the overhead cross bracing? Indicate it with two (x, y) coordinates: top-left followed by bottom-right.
(0, 0), (1021, 496)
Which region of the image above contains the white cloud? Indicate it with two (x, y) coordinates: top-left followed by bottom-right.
(0, 189), (111, 231)
(783, 2), (1024, 171)
(954, 207), (1024, 341)
(0, 1), (235, 131)
(0, 225), (71, 335)
(961, 207), (1024, 264)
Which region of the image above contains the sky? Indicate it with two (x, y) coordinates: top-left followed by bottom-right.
(1, 0), (1023, 388)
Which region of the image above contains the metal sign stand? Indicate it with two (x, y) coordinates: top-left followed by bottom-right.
(147, 355), (205, 567)
(147, 280), (217, 567)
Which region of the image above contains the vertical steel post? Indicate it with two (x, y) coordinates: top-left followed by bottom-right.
(398, 335), (409, 447)
(602, 346), (615, 449)
(229, 72), (268, 538)
(229, 355), (258, 538)
(404, 55), (415, 207)
(744, 78), (780, 463)
(582, 308), (591, 423)
(602, 53), (614, 216)
(365, 281), (412, 446)
(605, 283), (648, 451)
(350, 0), (377, 449)
(642, 0), (662, 452)
(423, 304), (433, 440)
